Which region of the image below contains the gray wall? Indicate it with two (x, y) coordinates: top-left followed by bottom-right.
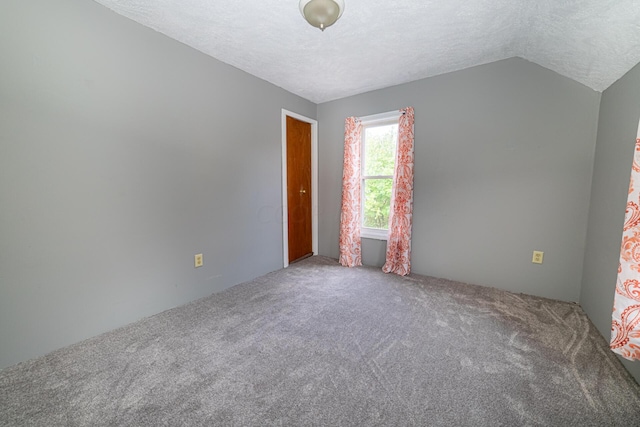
(318, 58), (601, 302)
(0, 0), (315, 369)
(580, 62), (640, 382)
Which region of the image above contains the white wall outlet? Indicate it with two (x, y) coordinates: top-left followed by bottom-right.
(532, 250), (544, 264)
(194, 253), (203, 268)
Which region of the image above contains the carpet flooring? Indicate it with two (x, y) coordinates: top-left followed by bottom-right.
(1, 256), (639, 426)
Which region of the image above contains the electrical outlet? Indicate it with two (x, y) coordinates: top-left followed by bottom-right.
(532, 250), (544, 264)
(194, 253), (203, 268)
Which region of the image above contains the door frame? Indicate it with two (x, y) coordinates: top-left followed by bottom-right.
(281, 109), (318, 268)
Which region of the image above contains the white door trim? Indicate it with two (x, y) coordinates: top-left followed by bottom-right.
(281, 109), (318, 268)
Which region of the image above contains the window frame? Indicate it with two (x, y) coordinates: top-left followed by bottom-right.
(359, 111), (401, 241)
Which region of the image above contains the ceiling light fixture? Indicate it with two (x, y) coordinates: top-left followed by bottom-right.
(299, 0), (345, 31)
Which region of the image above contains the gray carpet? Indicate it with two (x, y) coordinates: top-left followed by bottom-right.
(1, 256), (639, 426)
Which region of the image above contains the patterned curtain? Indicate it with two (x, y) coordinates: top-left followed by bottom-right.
(611, 123), (640, 360)
(339, 117), (363, 267)
(382, 107), (415, 276)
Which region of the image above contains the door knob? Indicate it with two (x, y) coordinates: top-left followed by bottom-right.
(300, 189), (306, 194)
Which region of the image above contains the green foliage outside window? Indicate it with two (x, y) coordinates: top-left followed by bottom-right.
(363, 125), (397, 229)
(363, 179), (393, 228)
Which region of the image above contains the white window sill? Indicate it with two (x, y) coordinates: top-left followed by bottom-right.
(361, 228), (388, 241)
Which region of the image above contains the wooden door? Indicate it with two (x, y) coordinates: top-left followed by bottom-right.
(286, 116), (312, 263)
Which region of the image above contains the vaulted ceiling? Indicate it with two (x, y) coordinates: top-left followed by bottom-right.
(94, 0), (640, 103)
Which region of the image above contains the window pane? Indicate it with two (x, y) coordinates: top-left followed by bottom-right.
(363, 178), (393, 229)
(364, 124), (397, 176)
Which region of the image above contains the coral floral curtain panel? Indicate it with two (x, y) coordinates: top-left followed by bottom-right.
(612, 122), (640, 360)
(339, 107), (415, 276)
(383, 107), (415, 276)
(339, 117), (363, 267)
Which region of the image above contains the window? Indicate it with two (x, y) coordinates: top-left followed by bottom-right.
(360, 112), (400, 240)
(339, 107), (414, 272)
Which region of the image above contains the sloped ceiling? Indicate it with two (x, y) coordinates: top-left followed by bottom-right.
(93, 0), (640, 104)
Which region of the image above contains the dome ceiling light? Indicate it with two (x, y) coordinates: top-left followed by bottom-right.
(299, 0), (345, 31)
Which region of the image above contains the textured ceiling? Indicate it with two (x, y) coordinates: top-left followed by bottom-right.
(93, 0), (640, 104)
